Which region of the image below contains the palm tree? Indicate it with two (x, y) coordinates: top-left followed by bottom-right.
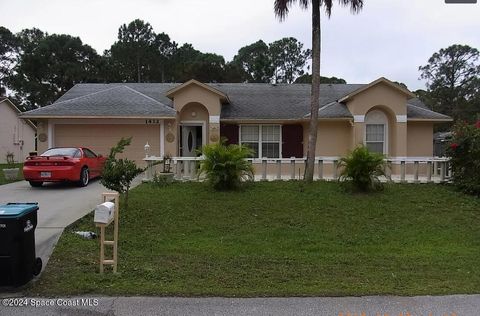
(274, 0), (364, 182)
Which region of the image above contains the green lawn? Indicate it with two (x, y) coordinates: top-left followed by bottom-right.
(0, 163), (24, 185)
(30, 181), (480, 296)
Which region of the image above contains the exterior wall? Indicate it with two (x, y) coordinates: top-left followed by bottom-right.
(179, 102), (209, 122)
(346, 83), (409, 158)
(164, 119), (178, 157)
(171, 84), (223, 151)
(309, 121), (352, 157)
(407, 122), (434, 157)
(36, 120), (49, 155)
(346, 83), (408, 117)
(172, 84), (222, 117)
(0, 101), (36, 163)
(49, 119), (161, 165)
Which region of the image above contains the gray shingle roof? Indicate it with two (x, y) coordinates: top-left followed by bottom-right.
(217, 83), (364, 120)
(407, 102), (451, 120)
(21, 82), (450, 121)
(23, 85), (176, 118)
(319, 102), (354, 118)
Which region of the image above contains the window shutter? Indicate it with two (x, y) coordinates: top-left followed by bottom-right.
(282, 124), (303, 158)
(220, 124), (239, 145)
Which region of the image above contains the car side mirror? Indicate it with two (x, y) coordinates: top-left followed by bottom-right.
(98, 154), (103, 158)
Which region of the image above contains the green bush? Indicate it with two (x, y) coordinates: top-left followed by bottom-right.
(446, 120), (480, 195)
(101, 137), (143, 208)
(152, 172), (174, 187)
(338, 145), (388, 192)
(199, 141), (254, 190)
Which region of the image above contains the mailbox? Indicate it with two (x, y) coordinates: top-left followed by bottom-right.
(94, 202), (115, 224)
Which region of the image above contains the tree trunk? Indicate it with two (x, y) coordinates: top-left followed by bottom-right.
(304, 0), (321, 182)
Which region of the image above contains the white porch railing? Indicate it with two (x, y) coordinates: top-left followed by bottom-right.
(143, 156), (452, 183)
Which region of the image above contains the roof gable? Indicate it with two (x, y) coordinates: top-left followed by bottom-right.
(1, 97), (22, 114)
(165, 79), (230, 103)
(338, 77), (415, 103)
(1, 98), (36, 130)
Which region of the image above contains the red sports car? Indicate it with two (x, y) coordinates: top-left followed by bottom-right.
(23, 147), (107, 187)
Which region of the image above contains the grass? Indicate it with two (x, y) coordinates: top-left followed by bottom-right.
(30, 181), (480, 297)
(0, 163), (24, 185)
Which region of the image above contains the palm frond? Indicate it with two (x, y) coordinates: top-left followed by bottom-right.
(274, 0), (310, 20)
(275, 0), (363, 19)
(336, 0), (364, 14)
(321, 0), (364, 17)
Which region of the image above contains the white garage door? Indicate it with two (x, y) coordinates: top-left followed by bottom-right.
(54, 124), (161, 163)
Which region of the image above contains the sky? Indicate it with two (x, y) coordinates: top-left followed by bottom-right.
(1, 0), (479, 90)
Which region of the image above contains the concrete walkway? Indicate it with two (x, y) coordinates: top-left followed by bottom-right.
(0, 295), (478, 315)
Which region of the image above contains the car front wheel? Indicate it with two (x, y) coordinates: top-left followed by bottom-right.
(78, 167), (89, 187)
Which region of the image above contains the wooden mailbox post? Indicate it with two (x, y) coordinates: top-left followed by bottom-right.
(95, 192), (120, 273)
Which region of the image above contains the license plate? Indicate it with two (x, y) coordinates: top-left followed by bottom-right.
(40, 172), (51, 178)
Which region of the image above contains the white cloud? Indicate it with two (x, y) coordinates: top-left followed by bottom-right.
(0, 0), (479, 89)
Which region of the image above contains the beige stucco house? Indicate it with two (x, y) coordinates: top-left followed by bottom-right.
(21, 78), (451, 173)
(0, 98), (36, 163)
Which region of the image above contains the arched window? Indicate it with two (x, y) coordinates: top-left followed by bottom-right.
(365, 110), (388, 154)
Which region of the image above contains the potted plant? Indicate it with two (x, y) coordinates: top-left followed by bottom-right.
(2, 152), (19, 181)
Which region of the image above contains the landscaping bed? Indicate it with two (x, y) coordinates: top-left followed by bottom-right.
(30, 181), (480, 296)
(0, 163), (24, 185)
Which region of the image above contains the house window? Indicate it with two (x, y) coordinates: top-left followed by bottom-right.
(240, 125), (281, 158)
(366, 124), (385, 153)
(365, 110), (388, 154)
(240, 125), (259, 156)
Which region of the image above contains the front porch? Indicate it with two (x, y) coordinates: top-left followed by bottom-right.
(143, 156), (452, 183)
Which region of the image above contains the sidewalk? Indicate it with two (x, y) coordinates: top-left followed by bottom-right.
(1, 295), (478, 316)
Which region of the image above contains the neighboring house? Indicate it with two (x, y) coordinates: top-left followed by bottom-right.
(21, 78), (451, 168)
(0, 98), (36, 163)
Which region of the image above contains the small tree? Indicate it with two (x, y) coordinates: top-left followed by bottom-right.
(338, 145), (388, 192)
(199, 140), (254, 190)
(446, 120), (480, 196)
(101, 137), (143, 208)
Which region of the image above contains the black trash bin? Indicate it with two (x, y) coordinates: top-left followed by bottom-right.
(0, 203), (42, 287)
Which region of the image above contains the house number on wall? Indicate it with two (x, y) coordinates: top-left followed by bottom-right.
(145, 119), (161, 124)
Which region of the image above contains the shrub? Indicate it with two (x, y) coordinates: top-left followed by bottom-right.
(199, 140), (254, 190)
(152, 172), (174, 187)
(338, 145), (388, 192)
(101, 137), (143, 208)
(446, 120), (480, 195)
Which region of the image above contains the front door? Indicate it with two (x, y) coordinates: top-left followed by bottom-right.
(181, 125), (203, 157)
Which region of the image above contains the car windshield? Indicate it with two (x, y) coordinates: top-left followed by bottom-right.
(42, 148), (80, 157)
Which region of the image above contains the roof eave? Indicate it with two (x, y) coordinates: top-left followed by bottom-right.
(407, 118), (453, 122)
(19, 115), (176, 119)
(221, 117), (352, 122)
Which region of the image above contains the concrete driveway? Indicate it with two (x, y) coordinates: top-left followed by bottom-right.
(0, 179), (123, 267)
